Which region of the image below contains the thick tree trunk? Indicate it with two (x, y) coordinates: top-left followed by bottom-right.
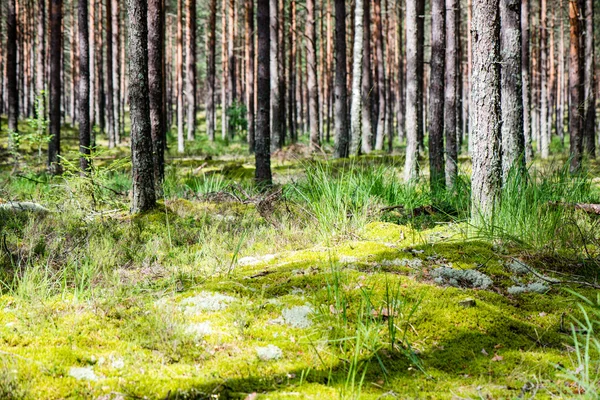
(48, 0), (62, 174)
(349, 0), (364, 156)
(127, 0), (156, 212)
(403, 0), (424, 182)
(255, 0), (272, 186)
(206, 0), (217, 141)
(373, 0), (386, 151)
(148, 0), (165, 193)
(361, 0), (373, 154)
(521, 0), (533, 161)
(569, 0), (583, 172)
(500, 0), (525, 179)
(246, 0), (255, 152)
(333, 0), (349, 158)
(78, 0), (90, 172)
(583, 0), (595, 156)
(445, 0), (458, 188)
(185, 0), (196, 141)
(306, 0), (320, 151)
(429, 0), (446, 190)
(471, 0), (502, 219)
(106, 0), (115, 148)
(7, 0), (18, 133)
(176, 0), (184, 153)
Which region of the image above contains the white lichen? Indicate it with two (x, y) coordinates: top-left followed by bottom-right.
(69, 366), (98, 381)
(181, 292), (236, 314)
(256, 344), (283, 361)
(281, 305), (313, 328)
(507, 282), (549, 295)
(380, 258), (423, 269)
(185, 322), (213, 337)
(432, 266), (493, 290)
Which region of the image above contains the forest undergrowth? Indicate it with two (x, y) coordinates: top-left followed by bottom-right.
(0, 124), (599, 398)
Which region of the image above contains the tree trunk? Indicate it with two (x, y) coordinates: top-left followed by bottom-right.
(112, 0), (121, 143)
(444, 0), (458, 188)
(106, 0), (115, 148)
(306, 0), (320, 151)
(127, 0), (156, 212)
(245, 0), (255, 152)
(361, 0), (373, 154)
(471, 0), (502, 219)
(521, 0), (533, 161)
(89, 0), (96, 134)
(48, 0), (62, 173)
(148, 0), (165, 193)
(540, 0), (549, 158)
(96, 2), (106, 137)
(288, 0), (297, 143)
(7, 0), (18, 133)
(403, 0), (424, 182)
(333, 0), (348, 158)
(349, 0), (364, 156)
(228, 0), (236, 138)
(206, 0), (217, 141)
(429, 0), (446, 190)
(176, 0), (184, 153)
(36, 0), (46, 117)
(269, 0), (281, 150)
(569, 0), (583, 172)
(78, 0), (90, 172)
(558, 0), (566, 145)
(185, 0), (196, 141)
(373, 0), (386, 151)
(500, 0), (525, 179)
(583, 0), (595, 155)
(255, 0), (272, 186)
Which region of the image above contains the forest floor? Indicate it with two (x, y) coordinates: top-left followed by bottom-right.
(0, 116), (599, 399)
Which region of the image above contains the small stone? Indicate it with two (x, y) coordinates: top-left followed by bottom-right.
(459, 298), (476, 308)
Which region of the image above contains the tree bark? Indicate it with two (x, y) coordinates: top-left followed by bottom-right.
(583, 0), (595, 156)
(429, 0), (446, 190)
(112, 0), (121, 144)
(7, 0), (18, 133)
(176, 0), (184, 153)
(306, 0), (320, 151)
(349, 0), (364, 156)
(444, 0), (458, 188)
(471, 0), (502, 219)
(333, 0), (348, 158)
(148, 0), (165, 193)
(206, 0), (217, 141)
(403, 0), (424, 182)
(185, 0), (196, 141)
(228, 0), (236, 138)
(78, 0), (90, 172)
(361, 0), (373, 154)
(245, 0), (255, 152)
(569, 0), (583, 172)
(269, 0), (281, 150)
(373, 0), (386, 151)
(127, 0), (156, 212)
(48, 0), (62, 174)
(500, 0), (525, 180)
(539, 0), (549, 159)
(255, 0), (272, 186)
(106, 0), (115, 148)
(521, 0), (533, 161)
(36, 0), (46, 116)
(288, 0), (297, 143)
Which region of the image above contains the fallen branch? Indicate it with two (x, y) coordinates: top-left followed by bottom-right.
(0, 201), (51, 215)
(549, 201), (600, 215)
(510, 258), (600, 290)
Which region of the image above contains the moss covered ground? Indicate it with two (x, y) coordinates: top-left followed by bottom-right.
(0, 117), (599, 399)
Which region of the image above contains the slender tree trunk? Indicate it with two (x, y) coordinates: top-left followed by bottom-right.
(96, 2), (105, 136)
(404, 0), (424, 182)
(112, 0), (121, 143)
(176, 0), (184, 152)
(416, 0), (425, 154)
(558, 0), (566, 144)
(333, 0), (349, 158)
(106, 0), (115, 148)
(7, 0), (18, 133)
(228, 0), (236, 138)
(185, 0), (196, 141)
(445, 0), (458, 188)
(48, 0), (62, 173)
(127, 0), (156, 212)
(583, 0), (595, 155)
(429, 0), (446, 190)
(246, 0), (255, 152)
(373, 0), (386, 150)
(325, 0), (333, 144)
(78, 0), (90, 171)
(148, 0), (165, 193)
(349, 0), (364, 156)
(255, 0), (272, 185)
(221, 0), (228, 140)
(89, 0), (95, 134)
(569, 0), (583, 172)
(361, 0), (373, 153)
(288, 0), (297, 143)
(540, 0), (549, 158)
(471, 0), (502, 219)
(501, 0), (525, 179)
(521, 0), (533, 161)
(396, 2), (405, 143)
(277, 0), (286, 147)
(206, 0), (217, 141)
(36, 0), (46, 117)
(269, 0), (281, 150)
(306, 0), (320, 151)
